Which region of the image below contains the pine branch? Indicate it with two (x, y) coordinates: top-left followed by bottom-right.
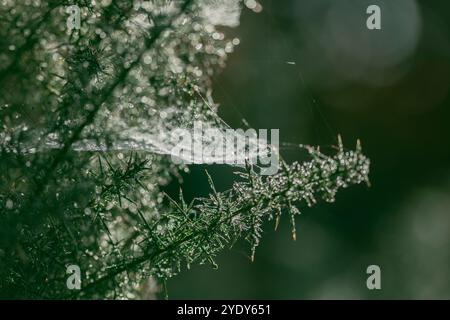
(75, 140), (370, 298)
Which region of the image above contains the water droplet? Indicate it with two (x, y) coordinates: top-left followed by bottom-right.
(5, 199), (13, 209)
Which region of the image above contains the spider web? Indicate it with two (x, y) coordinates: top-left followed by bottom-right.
(17, 0), (274, 168)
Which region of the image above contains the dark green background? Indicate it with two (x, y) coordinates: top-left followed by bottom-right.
(168, 0), (450, 299)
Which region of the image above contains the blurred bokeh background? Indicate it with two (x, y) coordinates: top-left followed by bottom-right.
(167, 0), (450, 299)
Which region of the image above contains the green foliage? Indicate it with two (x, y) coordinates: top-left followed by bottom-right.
(0, 0), (370, 299)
